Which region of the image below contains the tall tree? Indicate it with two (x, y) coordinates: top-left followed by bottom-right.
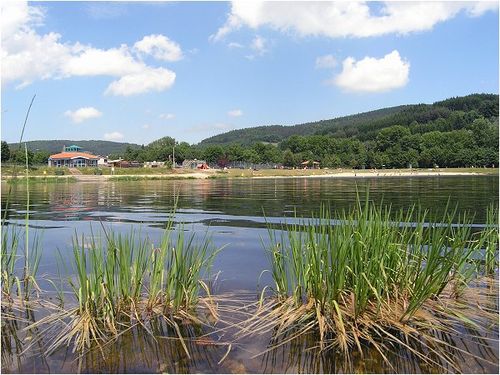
(1, 141), (10, 162)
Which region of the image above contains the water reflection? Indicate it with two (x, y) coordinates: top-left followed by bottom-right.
(1, 176), (498, 373)
(1, 314), (230, 373)
(2, 176), (498, 225)
(258, 318), (499, 374)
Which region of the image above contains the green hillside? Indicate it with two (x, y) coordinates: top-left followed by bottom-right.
(3, 94), (497, 170)
(7, 140), (141, 156)
(199, 94), (498, 146)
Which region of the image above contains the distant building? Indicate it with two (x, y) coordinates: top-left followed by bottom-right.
(48, 152), (99, 167)
(301, 160), (320, 169)
(97, 156), (108, 166)
(48, 145), (99, 167)
(182, 159), (209, 169)
(107, 159), (143, 168)
(64, 145), (82, 152)
(144, 161), (165, 168)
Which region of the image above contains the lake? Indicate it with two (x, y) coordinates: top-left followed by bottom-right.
(1, 175), (498, 373)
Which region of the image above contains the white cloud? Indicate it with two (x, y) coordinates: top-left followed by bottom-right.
(62, 45), (144, 77)
(159, 113), (175, 120)
(1, 0), (44, 39)
(250, 35), (267, 55)
(104, 132), (124, 141)
(245, 35), (268, 60)
(210, 13), (242, 42)
(467, 1), (499, 16)
(211, 1), (498, 40)
(134, 34), (183, 62)
(142, 124), (151, 129)
(64, 107), (102, 123)
(333, 50), (409, 93)
(228, 42), (244, 49)
(315, 54), (337, 69)
(1, 1), (180, 95)
(228, 109), (243, 117)
(105, 67), (176, 96)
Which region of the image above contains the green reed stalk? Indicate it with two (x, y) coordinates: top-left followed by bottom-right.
(265, 199), (484, 322)
(1, 227), (21, 299)
(480, 204), (499, 275)
(62, 221), (219, 351)
(22, 144), (30, 300)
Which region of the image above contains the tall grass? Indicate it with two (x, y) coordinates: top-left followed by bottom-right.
(1, 227), (21, 300)
(29, 223), (221, 354)
(476, 204), (499, 275)
(250, 198), (499, 358)
(1, 228), (42, 303)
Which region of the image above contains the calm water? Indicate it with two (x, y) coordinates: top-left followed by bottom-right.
(1, 176), (498, 373)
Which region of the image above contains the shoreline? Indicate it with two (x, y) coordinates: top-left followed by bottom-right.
(1, 168), (497, 182)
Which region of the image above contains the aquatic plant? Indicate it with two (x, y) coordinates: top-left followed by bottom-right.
(247, 198), (499, 366)
(1, 227), (21, 300)
(477, 204), (499, 275)
(27, 223), (221, 355)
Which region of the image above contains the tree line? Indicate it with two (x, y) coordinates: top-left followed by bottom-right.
(112, 118), (497, 169)
(2, 116), (497, 169)
(1, 94), (498, 169)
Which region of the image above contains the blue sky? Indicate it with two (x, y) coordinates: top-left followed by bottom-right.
(1, 1), (498, 145)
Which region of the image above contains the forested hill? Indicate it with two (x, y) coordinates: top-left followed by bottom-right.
(7, 140), (141, 156)
(199, 94), (498, 146)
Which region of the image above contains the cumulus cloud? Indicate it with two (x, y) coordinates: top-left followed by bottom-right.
(62, 45), (144, 77)
(64, 107), (102, 123)
(466, 1), (499, 16)
(333, 50), (409, 93)
(105, 68), (176, 96)
(134, 34), (183, 62)
(1, 1), (180, 95)
(211, 1), (498, 40)
(228, 109), (243, 117)
(159, 113), (175, 120)
(315, 54), (337, 69)
(104, 132), (125, 141)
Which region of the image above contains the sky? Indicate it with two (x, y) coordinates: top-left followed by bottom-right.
(1, 0), (498, 146)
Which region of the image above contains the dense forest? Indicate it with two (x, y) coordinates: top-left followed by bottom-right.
(199, 105), (409, 146)
(2, 94), (498, 169)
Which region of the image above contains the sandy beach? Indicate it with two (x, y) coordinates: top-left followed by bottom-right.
(3, 168), (495, 182)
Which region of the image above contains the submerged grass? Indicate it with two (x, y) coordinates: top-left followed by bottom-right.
(246, 197), (499, 367)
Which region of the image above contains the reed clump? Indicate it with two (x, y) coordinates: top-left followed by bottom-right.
(247, 199), (498, 366)
(1, 228), (42, 303)
(28, 223), (221, 355)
